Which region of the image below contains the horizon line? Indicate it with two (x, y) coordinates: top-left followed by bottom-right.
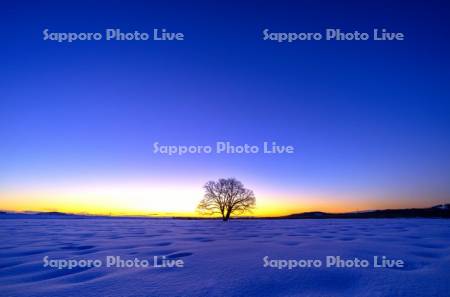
(2, 203), (449, 219)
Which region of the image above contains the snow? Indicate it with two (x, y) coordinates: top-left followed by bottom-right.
(0, 218), (449, 297)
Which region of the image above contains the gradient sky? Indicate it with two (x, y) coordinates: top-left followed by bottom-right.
(1, 0), (450, 216)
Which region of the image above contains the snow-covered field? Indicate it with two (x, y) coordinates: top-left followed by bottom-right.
(0, 218), (449, 297)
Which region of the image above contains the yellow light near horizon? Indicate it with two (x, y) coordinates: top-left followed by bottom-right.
(1, 182), (426, 217)
(0, 182), (204, 216)
(1, 184), (301, 217)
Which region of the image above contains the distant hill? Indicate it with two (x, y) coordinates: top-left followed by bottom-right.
(34, 211), (73, 216)
(281, 204), (450, 219)
(0, 211), (88, 219)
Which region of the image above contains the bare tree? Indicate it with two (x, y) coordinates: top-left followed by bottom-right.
(197, 178), (256, 221)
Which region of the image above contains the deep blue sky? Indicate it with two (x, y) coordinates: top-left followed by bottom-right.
(1, 0), (449, 214)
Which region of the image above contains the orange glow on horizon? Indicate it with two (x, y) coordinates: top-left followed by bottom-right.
(0, 189), (441, 218)
(0, 179), (445, 217)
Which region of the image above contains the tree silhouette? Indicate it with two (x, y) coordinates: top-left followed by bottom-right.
(197, 178), (255, 221)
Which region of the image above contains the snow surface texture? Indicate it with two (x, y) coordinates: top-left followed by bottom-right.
(0, 218), (449, 297)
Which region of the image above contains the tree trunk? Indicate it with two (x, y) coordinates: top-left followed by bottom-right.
(224, 209), (231, 221)
(221, 208), (226, 221)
